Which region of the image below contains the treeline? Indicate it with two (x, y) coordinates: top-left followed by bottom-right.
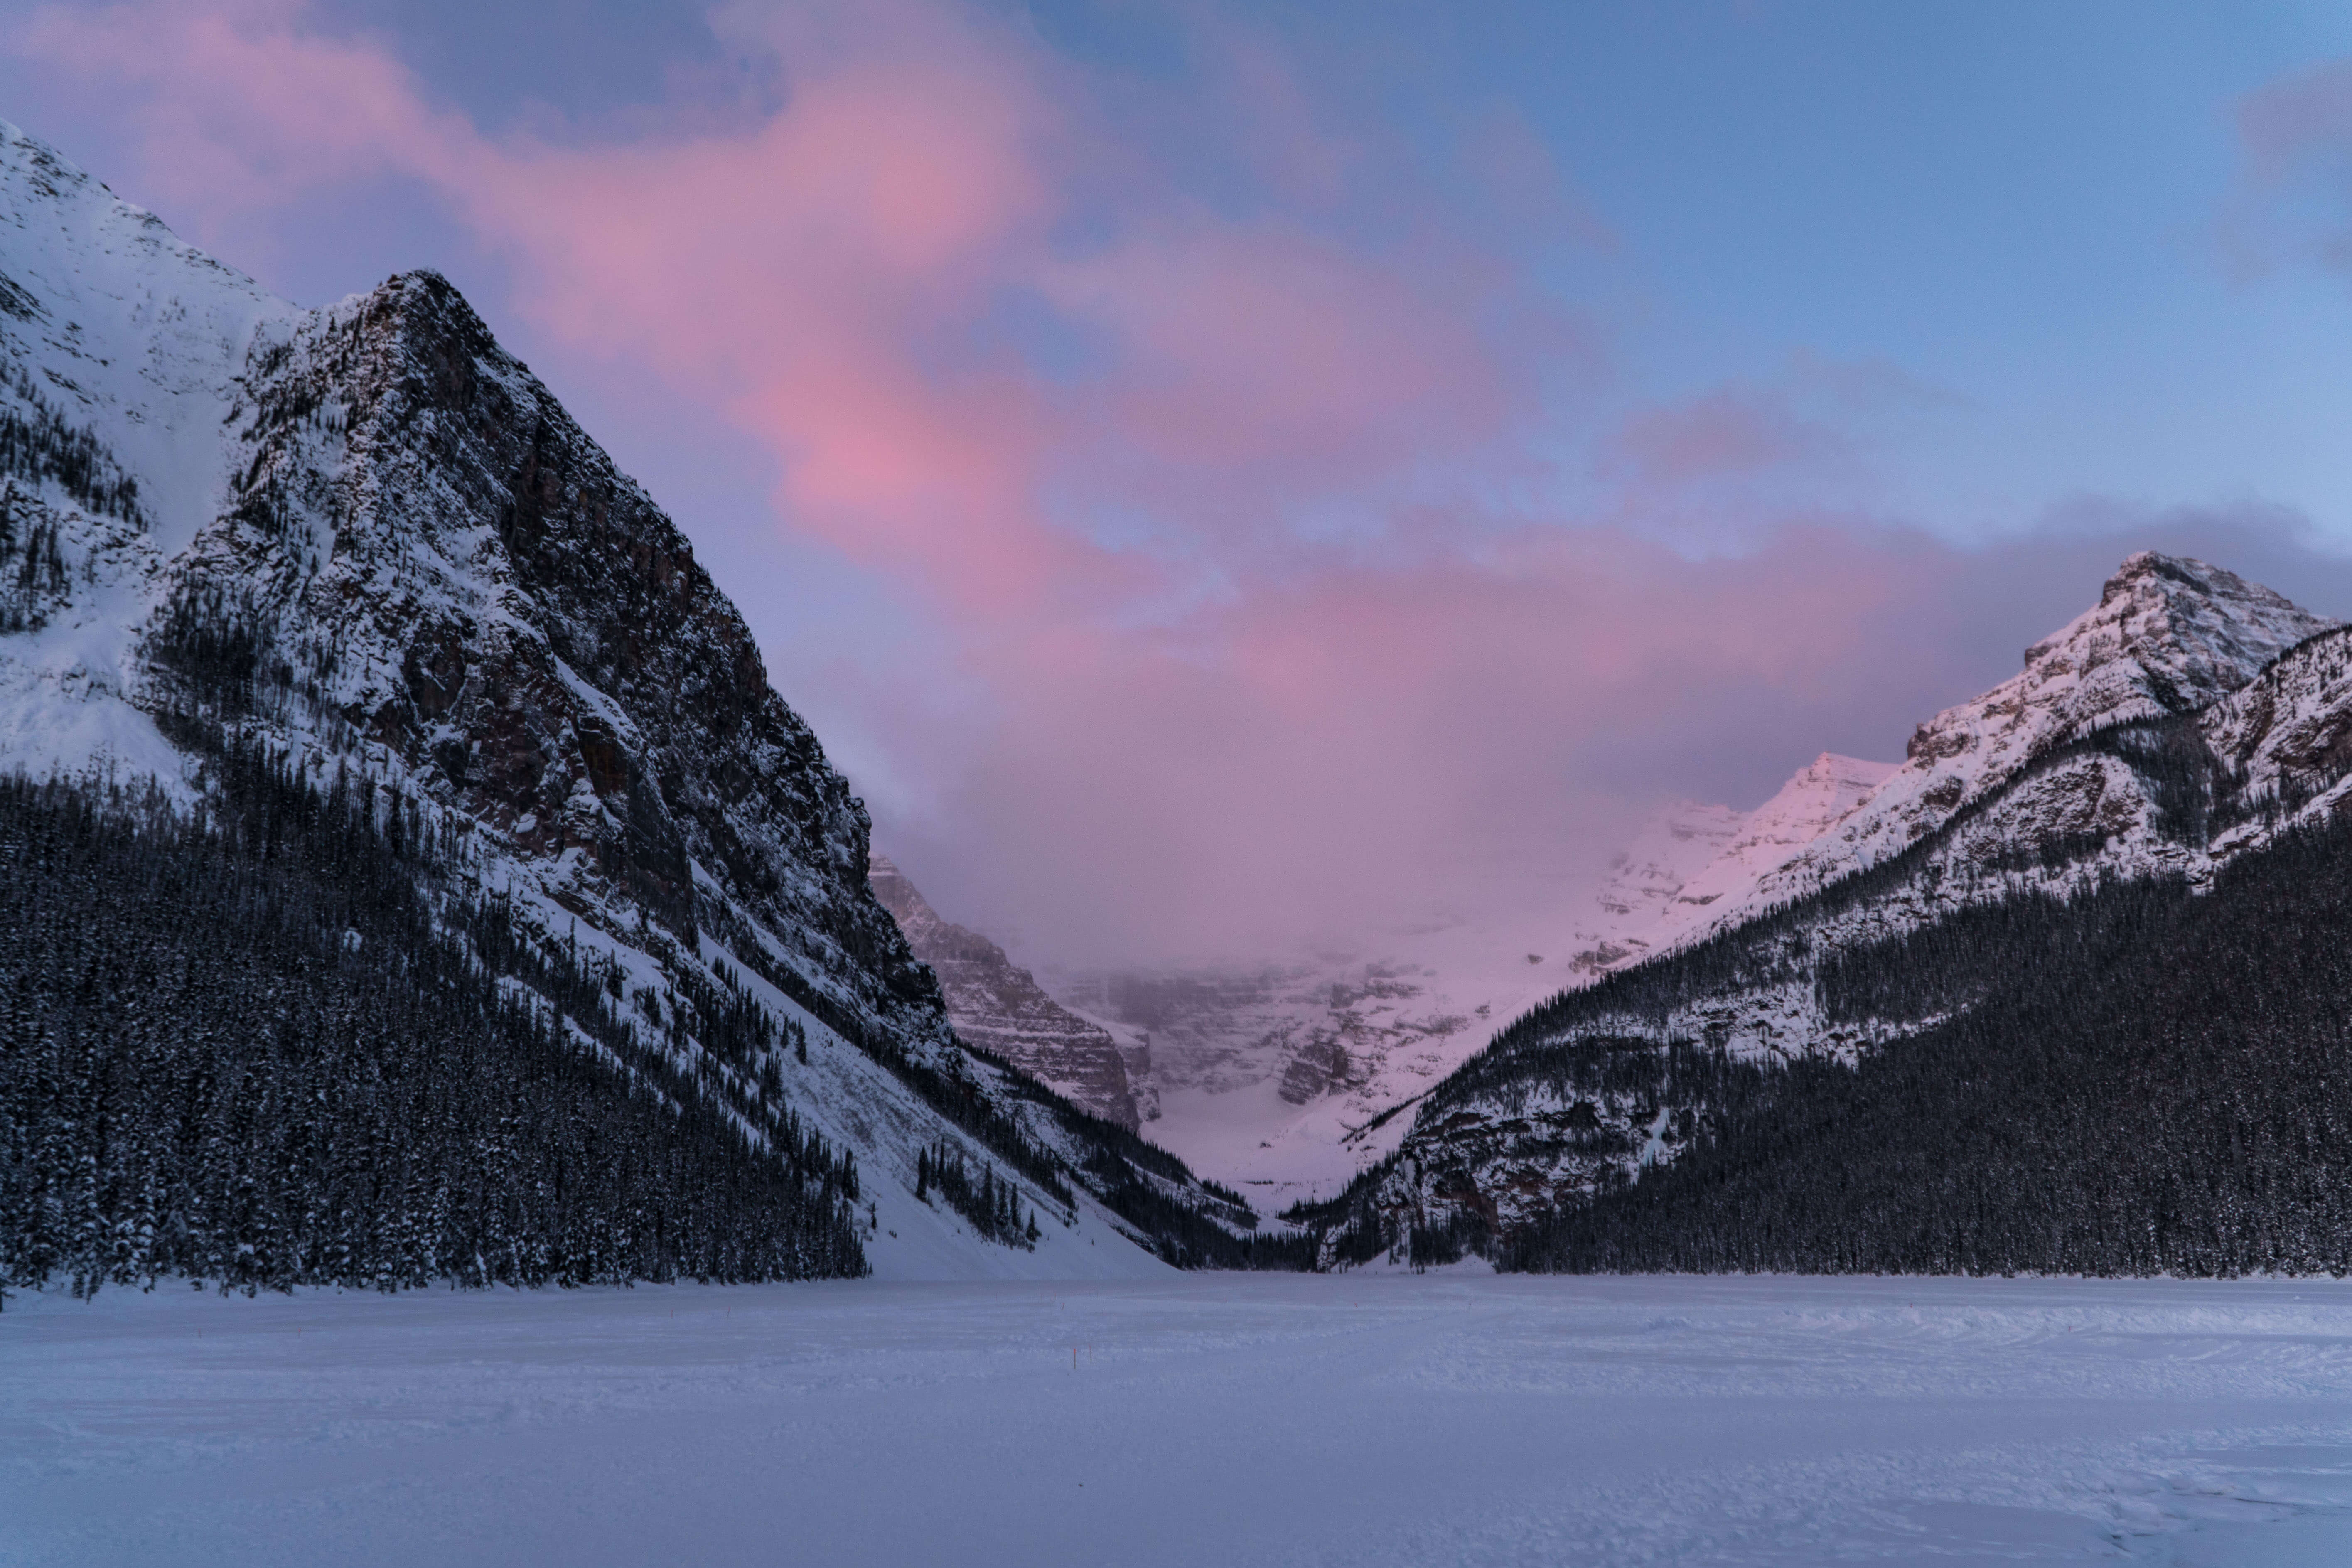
(1013, 1083), (1310, 1270)
(1509, 810), (2352, 1276)
(697, 893), (1079, 1212)
(0, 731), (868, 1300)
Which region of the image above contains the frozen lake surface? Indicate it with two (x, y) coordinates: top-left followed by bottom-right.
(7, 1272), (2352, 1565)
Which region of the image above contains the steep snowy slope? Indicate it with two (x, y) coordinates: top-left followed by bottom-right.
(0, 121), (1272, 1284)
(1561, 801), (1745, 976)
(1298, 553), (2352, 1261)
(0, 125), (290, 784)
(1563, 754), (1897, 977)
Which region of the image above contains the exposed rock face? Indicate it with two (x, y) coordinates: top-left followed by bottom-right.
(869, 854), (1141, 1129)
(1330, 554), (2352, 1259)
(0, 115), (940, 1166)
(2203, 626), (2352, 821)
(149, 268), (941, 1032)
(1277, 1035), (1352, 1106)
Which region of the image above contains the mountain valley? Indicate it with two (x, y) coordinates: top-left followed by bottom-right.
(11, 113), (2352, 1290)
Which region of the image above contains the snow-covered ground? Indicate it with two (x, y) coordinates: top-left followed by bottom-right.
(7, 1276), (2352, 1566)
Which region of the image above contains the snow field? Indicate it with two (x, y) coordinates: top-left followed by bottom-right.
(7, 1274), (2352, 1565)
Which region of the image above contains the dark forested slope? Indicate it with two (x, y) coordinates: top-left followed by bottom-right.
(1505, 806), (2352, 1276)
(0, 734), (867, 1299)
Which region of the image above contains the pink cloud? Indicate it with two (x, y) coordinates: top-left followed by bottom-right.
(20, 1), (472, 219)
(29, 0), (2276, 967)
(918, 511), (2352, 964)
(1046, 221), (1520, 485)
(919, 525), (1984, 960)
(1606, 388), (1838, 490)
(2228, 58), (2352, 278)
(21, 1), (1563, 610)
(2237, 59), (2352, 184)
(25, 0), (1093, 608)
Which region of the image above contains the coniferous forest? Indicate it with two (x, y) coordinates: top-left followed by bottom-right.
(0, 729), (869, 1300)
(917, 1140), (1041, 1249)
(1505, 807), (2352, 1277)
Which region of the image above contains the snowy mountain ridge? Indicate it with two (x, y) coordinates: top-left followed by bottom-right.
(1301, 551), (2352, 1257)
(1014, 752), (1904, 1205)
(1698, 553), (2332, 932)
(0, 123), (291, 786)
(1565, 752), (1898, 977)
(0, 120), (1269, 1283)
(1012, 560), (2318, 1206)
(1036, 557), (2321, 1205)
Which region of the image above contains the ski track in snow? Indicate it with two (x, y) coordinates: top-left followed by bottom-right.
(5, 1276), (2352, 1566)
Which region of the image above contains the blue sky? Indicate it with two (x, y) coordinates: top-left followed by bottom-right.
(14, 0), (2352, 957)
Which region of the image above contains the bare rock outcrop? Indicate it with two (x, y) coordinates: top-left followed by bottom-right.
(870, 854), (1141, 1129)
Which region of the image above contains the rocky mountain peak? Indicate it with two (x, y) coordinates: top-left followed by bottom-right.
(1564, 752), (1898, 979)
(1358, 554), (2352, 1267)
(5, 119), (1287, 1279)
(868, 852), (950, 948)
(1899, 550), (2329, 776)
(2013, 550), (2329, 714)
(1694, 551), (2337, 927)
(1737, 753), (1898, 842)
(0, 116), (954, 1055)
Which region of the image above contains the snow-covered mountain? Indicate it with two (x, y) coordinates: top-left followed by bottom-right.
(868, 853), (1147, 1129)
(1023, 753), (1901, 1206)
(1564, 753), (1897, 977)
(1698, 553), (2331, 931)
(1555, 554), (2328, 980)
(1048, 943), (1546, 1207)
(1300, 551), (2352, 1260)
(848, 559), (2329, 1223)
(0, 121), (1272, 1285)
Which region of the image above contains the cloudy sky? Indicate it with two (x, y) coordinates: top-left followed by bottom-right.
(16, 0), (2352, 963)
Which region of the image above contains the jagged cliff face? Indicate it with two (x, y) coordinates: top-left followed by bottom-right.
(0, 120), (1248, 1279)
(169, 270), (943, 1035)
(1334, 553), (2352, 1258)
(868, 854), (1142, 1130)
(1, 118), (939, 1076)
